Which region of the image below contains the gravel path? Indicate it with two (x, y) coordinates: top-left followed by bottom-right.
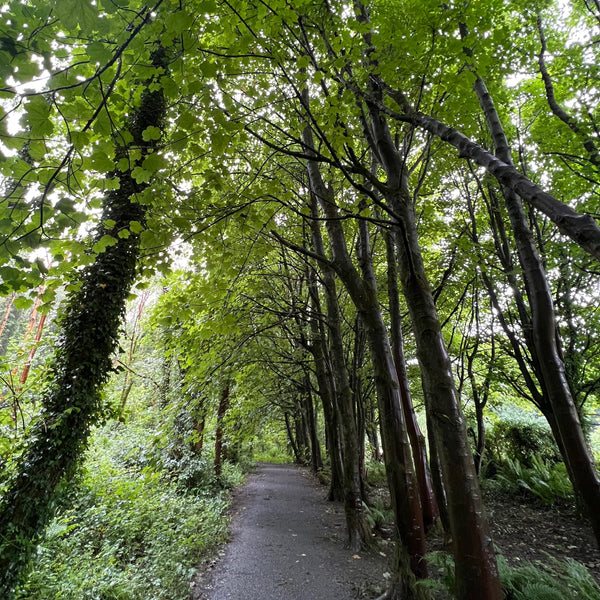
(193, 463), (390, 600)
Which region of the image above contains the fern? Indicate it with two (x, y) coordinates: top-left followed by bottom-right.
(432, 554), (600, 600)
(517, 582), (564, 600)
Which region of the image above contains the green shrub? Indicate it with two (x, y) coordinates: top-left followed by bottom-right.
(486, 408), (560, 467)
(13, 425), (231, 600)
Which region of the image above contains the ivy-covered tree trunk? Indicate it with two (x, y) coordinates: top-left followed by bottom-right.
(0, 47), (168, 597)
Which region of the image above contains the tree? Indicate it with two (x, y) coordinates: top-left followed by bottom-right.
(0, 29), (169, 594)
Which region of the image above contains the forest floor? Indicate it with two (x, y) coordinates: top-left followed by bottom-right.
(192, 462), (600, 599)
(483, 488), (600, 583)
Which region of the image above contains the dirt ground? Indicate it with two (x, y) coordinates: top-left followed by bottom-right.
(483, 489), (600, 584)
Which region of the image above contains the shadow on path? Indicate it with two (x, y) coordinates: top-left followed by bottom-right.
(193, 463), (389, 600)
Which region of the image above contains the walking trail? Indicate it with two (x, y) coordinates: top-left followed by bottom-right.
(192, 463), (390, 600)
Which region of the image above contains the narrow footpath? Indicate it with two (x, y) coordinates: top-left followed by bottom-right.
(193, 463), (389, 600)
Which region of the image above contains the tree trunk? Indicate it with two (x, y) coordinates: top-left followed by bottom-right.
(363, 78), (501, 597)
(0, 292), (16, 348)
(395, 108), (600, 260)
(309, 195), (371, 552)
(214, 384), (230, 478)
(303, 373), (323, 473)
(304, 117), (426, 586)
(307, 265), (345, 501)
(355, 211), (427, 583)
(385, 227), (439, 530)
(19, 313), (47, 386)
(0, 46), (168, 597)
(473, 74), (600, 547)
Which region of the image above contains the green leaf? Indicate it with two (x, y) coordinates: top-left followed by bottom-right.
(25, 96), (53, 138)
(142, 152), (167, 174)
(86, 41), (113, 64)
(13, 296), (34, 310)
(92, 234), (118, 254)
(53, 0), (98, 32)
(142, 126), (162, 142)
(200, 62), (218, 78)
(166, 11), (190, 36)
(131, 166), (152, 184)
(129, 220), (144, 234)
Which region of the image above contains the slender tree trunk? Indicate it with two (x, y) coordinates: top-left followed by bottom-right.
(385, 227), (439, 530)
(308, 266), (345, 501)
(0, 46), (168, 597)
(303, 374), (323, 473)
(355, 209), (427, 584)
(19, 313), (47, 385)
(214, 384), (230, 478)
(362, 79), (501, 597)
(537, 14), (600, 170)
(0, 292), (16, 347)
(304, 114), (426, 588)
(285, 411), (302, 463)
(309, 195), (370, 552)
(394, 107), (600, 260)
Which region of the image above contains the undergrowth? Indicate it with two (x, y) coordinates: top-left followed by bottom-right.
(491, 454), (573, 505)
(421, 551), (600, 600)
(13, 418), (238, 600)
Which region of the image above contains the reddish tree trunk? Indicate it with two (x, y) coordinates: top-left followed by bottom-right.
(309, 194), (371, 552)
(473, 74), (600, 547)
(363, 79), (502, 597)
(19, 314), (47, 385)
(385, 228), (439, 530)
(0, 293), (16, 344)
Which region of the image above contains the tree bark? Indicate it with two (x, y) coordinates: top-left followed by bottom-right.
(385, 227), (439, 530)
(307, 265), (345, 501)
(309, 194), (371, 552)
(0, 292), (16, 348)
(214, 383), (230, 478)
(396, 107), (600, 260)
(304, 115), (426, 586)
(363, 81), (501, 597)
